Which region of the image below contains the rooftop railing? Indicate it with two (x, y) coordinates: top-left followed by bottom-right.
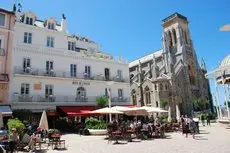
(14, 66), (129, 83)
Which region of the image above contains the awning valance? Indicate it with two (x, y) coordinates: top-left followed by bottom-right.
(58, 106), (99, 117)
(0, 105), (12, 117)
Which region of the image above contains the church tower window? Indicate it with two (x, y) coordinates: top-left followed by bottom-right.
(172, 29), (177, 45)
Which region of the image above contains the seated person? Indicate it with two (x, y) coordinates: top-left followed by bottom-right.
(24, 132), (41, 151)
(22, 129), (31, 145)
(142, 123), (148, 130)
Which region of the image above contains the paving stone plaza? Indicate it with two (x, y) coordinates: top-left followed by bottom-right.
(42, 123), (230, 153)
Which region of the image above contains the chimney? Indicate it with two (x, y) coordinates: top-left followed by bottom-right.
(15, 3), (22, 22)
(61, 13), (67, 33)
(13, 4), (16, 12)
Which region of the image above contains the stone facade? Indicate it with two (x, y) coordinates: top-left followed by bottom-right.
(129, 13), (213, 117)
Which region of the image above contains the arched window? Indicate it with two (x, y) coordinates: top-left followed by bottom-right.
(145, 86), (151, 105)
(156, 101), (159, 107)
(132, 90), (137, 106)
(165, 84), (168, 90)
(188, 64), (196, 85)
(76, 87), (86, 98)
(168, 31), (173, 46)
(172, 29), (177, 45)
(184, 31), (188, 45)
(155, 84), (157, 91)
(159, 83), (163, 90)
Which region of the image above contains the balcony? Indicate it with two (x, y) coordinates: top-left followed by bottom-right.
(111, 97), (129, 102)
(12, 94), (130, 103)
(0, 73), (9, 82)
(14, 66), (129, 83)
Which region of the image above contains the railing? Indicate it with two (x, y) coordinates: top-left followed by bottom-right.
(0, 48), (5, 56)
(12, 94), (130, 103)
(0, 73), (9, 82)
(111, 97), (130, 102)
(14, 66), (129, 83)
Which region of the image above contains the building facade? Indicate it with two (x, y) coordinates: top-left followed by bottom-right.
(0, 8), (15, 104)
(9, 9), (130, 112)
(129, 13), (213, 117)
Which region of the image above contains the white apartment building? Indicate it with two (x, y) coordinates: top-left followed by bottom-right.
(9, 10), (130, 112)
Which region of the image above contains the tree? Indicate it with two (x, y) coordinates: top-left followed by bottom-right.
(7, 118), (25, 136)
(160, 100), (168, 109)
(96, 96), (108, 108)
(193, 98), (208, 111)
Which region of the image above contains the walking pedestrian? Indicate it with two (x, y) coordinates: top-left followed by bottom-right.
(206, 113), (211, 126)
(201, 114), (205, 126)
(180, 115), (185, 135)
(184, 115), (189, 138)
(9, 128), (19, 153)
(189, 117), (196, 139)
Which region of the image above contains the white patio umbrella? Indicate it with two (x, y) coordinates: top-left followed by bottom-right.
(140, 106), (168, 113)
(176, 105), (181, 121)
(0, 112), (3, 129)
(167, 106), (172, 122)
(39, 111), (49, 131)
(123, 107), (149, 116)
(111, 106), (132, 111)
(91, 107), (123, 114)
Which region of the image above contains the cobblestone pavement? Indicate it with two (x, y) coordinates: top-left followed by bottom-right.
(25, 123), (230, 153)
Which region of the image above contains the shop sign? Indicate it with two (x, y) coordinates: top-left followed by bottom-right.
(72, 81), (90, 86)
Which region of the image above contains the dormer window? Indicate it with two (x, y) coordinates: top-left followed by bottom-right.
(68, 41), (75, 51)
(23, 12), (36, 25)
(25, 17), (33, 25)
(48, 22), (55, 30)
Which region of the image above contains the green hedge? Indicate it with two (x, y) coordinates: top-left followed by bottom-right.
(85, 117), (107, 129)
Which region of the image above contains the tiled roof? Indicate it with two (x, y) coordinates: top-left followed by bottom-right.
(0, 8), (15, 15)
(129, 49), (163, 67)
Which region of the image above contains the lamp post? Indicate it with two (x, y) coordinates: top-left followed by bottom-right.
(106, 81), (115, 122)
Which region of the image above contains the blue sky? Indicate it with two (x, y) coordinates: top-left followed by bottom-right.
(1, 0), (230, 105)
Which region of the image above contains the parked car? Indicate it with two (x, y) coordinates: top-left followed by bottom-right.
(0, 130), (8, 141)
(0, 130), (9, 151)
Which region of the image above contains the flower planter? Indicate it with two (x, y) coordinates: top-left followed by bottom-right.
(88, 129), (107, 135)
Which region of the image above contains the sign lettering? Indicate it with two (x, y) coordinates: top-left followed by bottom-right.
(72, 81), (90, 86)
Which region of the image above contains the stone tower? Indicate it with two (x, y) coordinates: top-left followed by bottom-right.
(162, 13), (201, 115)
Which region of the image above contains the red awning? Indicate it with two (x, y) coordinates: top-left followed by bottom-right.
(59, 106), (99, 117)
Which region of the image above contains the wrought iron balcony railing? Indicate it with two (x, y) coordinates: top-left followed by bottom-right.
(12, 94), (130, 103)
(14, 66), (129, 83)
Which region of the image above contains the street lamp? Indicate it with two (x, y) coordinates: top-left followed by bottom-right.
(106, 81), (115, 122)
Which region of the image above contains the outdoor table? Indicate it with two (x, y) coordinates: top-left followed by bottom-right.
(112, 130), (122, 144)
(51, 134), (61, 149)
(126, 129), (135, 142)
(140, 129), (149, 140)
